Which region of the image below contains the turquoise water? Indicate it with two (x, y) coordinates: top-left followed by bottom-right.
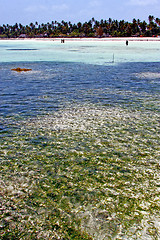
(0, 40), (160, 239)
(0, 39), (160, 64)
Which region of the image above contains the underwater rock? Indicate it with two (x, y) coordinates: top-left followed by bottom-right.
(11, 68), (32, 72)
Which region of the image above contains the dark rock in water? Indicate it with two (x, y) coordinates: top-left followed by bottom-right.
(11, 68), (32, 72)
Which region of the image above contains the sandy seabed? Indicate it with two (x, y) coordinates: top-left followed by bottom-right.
(0, 37), (160, 42)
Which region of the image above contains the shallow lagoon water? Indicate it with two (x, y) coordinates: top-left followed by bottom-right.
(0, 39), (160, 64)
(0, 40), (160, 239)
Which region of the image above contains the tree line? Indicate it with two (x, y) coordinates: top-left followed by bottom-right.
(0, 15), (160, 38)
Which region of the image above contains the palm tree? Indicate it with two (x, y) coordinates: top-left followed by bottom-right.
(108, 18), (112, 24)
(30, 22), (34, 30)
(91, 17), (95, 28)
(0, 16), (160, 38)
(155, 18), (160, 26)
(148, 15), (154, 24)
(77, 22), (82, 29)
(35, 22), (38, 28)
(96, 26), (103, 37)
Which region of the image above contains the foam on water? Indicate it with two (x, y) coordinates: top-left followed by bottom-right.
(135, 72), (160, 79)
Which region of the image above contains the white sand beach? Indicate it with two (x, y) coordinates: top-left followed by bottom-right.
(51, 37), (160, 41)
(1, 37), (160, 42)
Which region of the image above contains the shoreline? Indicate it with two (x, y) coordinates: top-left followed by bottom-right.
(0, 37), (160, 42)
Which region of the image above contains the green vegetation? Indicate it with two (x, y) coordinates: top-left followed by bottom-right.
(0, 102), (160, 239)
(0, 15), (160, 38)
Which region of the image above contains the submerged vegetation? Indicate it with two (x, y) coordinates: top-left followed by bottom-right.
(0, 102), (160, 239)
(0, 15), (160, 38)
(0, 41), (160, 239)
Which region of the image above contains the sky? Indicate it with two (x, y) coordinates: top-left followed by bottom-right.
(0, 0), (160, 25)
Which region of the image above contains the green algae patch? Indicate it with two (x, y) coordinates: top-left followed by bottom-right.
(0, 104), (160, 239)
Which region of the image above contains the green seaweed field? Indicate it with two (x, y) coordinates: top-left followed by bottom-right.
(0, 102), (160, 239)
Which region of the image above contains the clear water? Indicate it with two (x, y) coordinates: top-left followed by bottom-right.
(0, 40), (160, 239)
(0, 39), (160, 63)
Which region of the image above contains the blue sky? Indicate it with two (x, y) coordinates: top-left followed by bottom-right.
(0, 0), (159, 25)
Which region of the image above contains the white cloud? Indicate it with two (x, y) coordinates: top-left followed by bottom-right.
(128, 0), (158, 6)
(25, 5), (48, 13)
(89, 0), (102, 8)
(51, 3), (69, 12)
(25, 3), (69, 14)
